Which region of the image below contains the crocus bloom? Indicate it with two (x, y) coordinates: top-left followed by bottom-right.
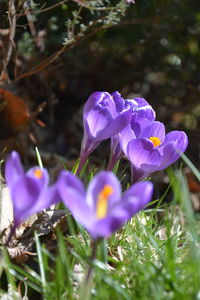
(77, 91), (132, 174)
(120, 120), (188, 181)
(108, 94), (155, 170)
(58, 170), (153, 239)
(5, 151), (59, 229)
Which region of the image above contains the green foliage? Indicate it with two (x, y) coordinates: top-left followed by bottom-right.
(1, 157), (200, 299)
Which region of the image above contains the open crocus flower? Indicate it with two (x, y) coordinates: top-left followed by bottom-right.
(120, 120), (188, 181)
(77, 91), (132, 174)
(108, 95), (155, 170)
(58, 170), (153, 239)
(5, 151), (59, 229)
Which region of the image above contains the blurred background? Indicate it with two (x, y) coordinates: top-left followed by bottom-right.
(0, 0), (199, 178)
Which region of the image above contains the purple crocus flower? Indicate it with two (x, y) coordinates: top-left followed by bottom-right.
(120, 120), (188, 181)
(77, 91), (132, 174)
(108, 94), (156, 170)
(58, 170), (153, 239)
(5, 151), (59, 229)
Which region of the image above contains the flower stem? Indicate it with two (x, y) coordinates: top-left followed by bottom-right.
(79, 240), (98, 300)
(75, 152), (89, 176)
(99, 238), (107, 264)
(107, 155), (118, 171)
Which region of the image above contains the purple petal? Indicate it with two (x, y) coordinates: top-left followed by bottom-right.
(58, 170), (85, 197)
(110, 134), (123, 160)
(85, 104), (112, 138)
(133, 98), (156, 121)
(111, 91), (125, 112)
(82, 91), (132, 154)
(127, 139), (161, 180)
(140, 121), (165, 142)
(127, 139), (161, 168)
(157, 131), (188, 170)
(86, 171), (121, 212)
(134, 97), (151, 107)
(19, 182), (61, 226)
(130, 117), (151, 138)
(84, 92), (117, 119)
(88, 216), (126, 239)
(83, 92), (123, 139)
(83, 92), (105, 116)
(81, 122), (101, 154)
(5, 151), (24, 187)
(26, 167), (49, 189)
(119, 124), (136, 154)
(87, 181), (153, 239)
(86, 104), (132, 142)
(58, 171), (94, 226)
(122, 181), (153, 207)
(126, 0), (135, 4)
(10, 176), (44, 225)
(41, 183), (61, 207)
(126, 99), (138, 109)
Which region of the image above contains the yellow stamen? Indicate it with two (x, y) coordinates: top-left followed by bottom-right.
(149, 136), (161, 147)
(96, 185), (113, 219)
(34, 169), (43, 179)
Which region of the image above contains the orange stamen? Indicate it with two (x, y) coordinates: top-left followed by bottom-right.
(34, 169), (43, 179)
(149, 136), (161, 147)
(96, 185), (113, 219)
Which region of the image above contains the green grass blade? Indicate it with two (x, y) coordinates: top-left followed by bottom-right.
(34, 232), (46, 294)
(35, 147), (43, 168)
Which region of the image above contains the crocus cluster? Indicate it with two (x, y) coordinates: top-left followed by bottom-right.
(4, 90), (188, 241)
(80, 91), (188, 181)
(5, 151), (153, 240)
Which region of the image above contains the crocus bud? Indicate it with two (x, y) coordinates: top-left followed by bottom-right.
(77, 91), (132, 174)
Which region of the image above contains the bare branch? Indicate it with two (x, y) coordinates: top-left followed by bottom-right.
(14, 36), (83, 81)
(15, 0), (116, 17)
(16, 0), (69, 16)
(0, 0), (16, 81)
(14, 23), (101, 81)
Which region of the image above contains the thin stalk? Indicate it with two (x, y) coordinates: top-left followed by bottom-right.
(75, 152), (89, 176)
(34, 231), (46, 297)
(107, 154), (120, 172)
(79, 240), (98, 300)
(100, 238), (108, 264)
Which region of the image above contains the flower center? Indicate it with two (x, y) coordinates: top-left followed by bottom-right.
(34, 169), (43, 179)
(96, 184), (114, 219)
(149, 136), (161, 147)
